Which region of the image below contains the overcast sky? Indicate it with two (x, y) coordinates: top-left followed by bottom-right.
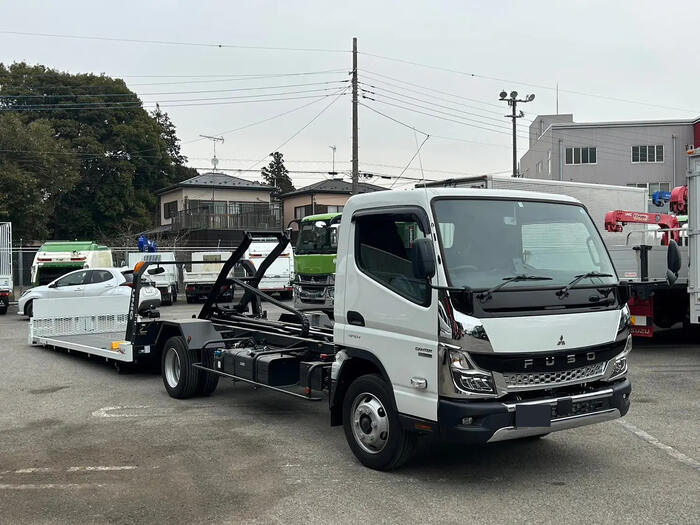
(1, 0), (698, 189)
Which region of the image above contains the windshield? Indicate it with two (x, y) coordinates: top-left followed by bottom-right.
(433, 198), (617, 291)
(295, 221), (338, 255)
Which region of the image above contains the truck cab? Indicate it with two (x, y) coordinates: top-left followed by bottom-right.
(293, 212), (341, 311)
(331, 188), (631, 466)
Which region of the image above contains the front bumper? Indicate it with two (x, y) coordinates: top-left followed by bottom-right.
(438, 378), (631, 444)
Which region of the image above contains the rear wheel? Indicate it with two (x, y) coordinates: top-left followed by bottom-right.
(171, 287), (178, 303)
(342, 374), (417, 470)
(196, 349), (219, 396)
(186, 296), (195, 304)
(161, 336), (200, 398)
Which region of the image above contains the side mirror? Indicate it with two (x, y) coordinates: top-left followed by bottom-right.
(148, 266), (165, 275)
(412, 238), (436, 280)
(666, 239), (681, 286)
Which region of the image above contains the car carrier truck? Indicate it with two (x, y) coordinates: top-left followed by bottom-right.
(28, 189), (634, 470)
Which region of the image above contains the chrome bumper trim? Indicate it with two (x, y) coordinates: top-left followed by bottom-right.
(503, 387), (614, 412)
(487, 408), (621, 443)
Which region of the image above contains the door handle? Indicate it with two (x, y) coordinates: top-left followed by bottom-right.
(347, 311), (365, 326)
(410, 377), (427, 389)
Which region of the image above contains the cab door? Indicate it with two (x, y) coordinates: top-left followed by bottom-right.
(342, 208), (439, 422)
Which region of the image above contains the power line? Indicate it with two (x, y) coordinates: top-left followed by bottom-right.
(360, 81), (532, 127)
(183, 94), (342, 144)
(361, 86), (523, 134)
(0, 92), (348, 112)
(362, 70), (505, 110)
(0, 79), (349, 99)
(1, 86), (347, 110)
(247, 86), (351, 169)
(360, 51), (698, 113)
(0, 30), (351, 53)
(390, 134), (430, 189)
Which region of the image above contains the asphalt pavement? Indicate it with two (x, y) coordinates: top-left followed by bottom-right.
(0, 301), (698, 524)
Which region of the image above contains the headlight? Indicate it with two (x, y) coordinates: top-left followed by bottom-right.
(448, 349), (496, 394)
(618, 304), (631, 334)
(604, 335), (632, 381)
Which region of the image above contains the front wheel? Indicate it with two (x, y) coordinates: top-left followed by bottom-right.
(25, 300), (33, 318)
(161, 336), (201, 398)
(342, 374), (417, 470)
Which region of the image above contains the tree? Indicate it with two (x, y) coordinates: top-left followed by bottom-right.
(0, 62), (197, 240)
(0, 114), (79, 239)
(260, 152), (294, 194)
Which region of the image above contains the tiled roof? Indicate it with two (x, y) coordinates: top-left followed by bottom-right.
(156, 172), (272, 194)
(279, 179), (385, 198)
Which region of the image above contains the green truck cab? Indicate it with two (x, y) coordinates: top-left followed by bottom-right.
(292, 212), (341, 311)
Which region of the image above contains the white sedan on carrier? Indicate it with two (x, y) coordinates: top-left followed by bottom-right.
(18, 268), (161, 317)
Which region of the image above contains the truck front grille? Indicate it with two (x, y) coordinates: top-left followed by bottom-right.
(502, 362), (606, 390)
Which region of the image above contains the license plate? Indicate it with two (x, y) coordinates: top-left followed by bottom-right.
(515, 404), (551, 428)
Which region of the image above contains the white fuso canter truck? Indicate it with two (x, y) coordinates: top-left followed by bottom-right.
(31, 189), (632, 470)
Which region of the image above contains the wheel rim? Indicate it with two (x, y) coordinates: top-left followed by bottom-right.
(350, 392), (390, 454)
(164, 347), (181, 388)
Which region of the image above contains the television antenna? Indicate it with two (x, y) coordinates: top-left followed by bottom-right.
(200, 135), (224, 171)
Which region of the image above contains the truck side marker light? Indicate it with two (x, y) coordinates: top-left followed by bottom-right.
(414, 422), (433, 432)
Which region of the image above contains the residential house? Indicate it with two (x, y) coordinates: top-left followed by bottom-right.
(279, 179), (385, 227)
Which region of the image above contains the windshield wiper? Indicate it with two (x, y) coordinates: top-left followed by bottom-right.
(557, 272), (613, 298)
(477, 274), (552, 301)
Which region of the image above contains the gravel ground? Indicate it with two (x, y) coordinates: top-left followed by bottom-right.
(0, 301), (698, 524)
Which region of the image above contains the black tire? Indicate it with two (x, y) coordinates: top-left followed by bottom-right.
(342, 374), (417, 471)
(171, 288), (178, 303)
(196, 348), (219, 396)
(0, 306), (7, 315)
(161, 336), (201, 399)
(25, 300), (33, 318)
(186, 296), (195, 304)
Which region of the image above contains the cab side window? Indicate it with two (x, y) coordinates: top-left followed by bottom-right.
(355, 212), (430, 305)
(55, 270), (89, 287)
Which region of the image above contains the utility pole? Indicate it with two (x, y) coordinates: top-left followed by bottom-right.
(499, 90), (535, 177)
(351, 37), (359, 194)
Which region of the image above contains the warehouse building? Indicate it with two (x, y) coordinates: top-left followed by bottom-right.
(520, 114), (700, 202)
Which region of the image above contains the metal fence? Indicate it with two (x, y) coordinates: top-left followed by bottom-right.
(171, 203), (282, 231)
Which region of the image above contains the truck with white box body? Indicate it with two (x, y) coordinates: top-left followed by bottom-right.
(28, 190), (633, 470)
(127, 252), (178, 305)
(424, 175), (648, 246)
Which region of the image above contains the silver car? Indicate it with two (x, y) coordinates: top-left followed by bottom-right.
(18, 268), (161, 317)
